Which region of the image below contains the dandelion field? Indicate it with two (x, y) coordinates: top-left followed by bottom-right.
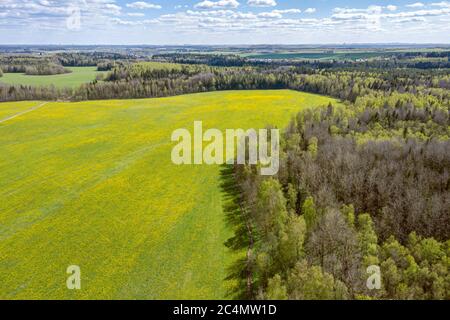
(0, 90), (337, 299)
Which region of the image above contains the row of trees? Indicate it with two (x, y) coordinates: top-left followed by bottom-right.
(0, 52), (135, 83)
(23, 64), (70, 75)
(155, 52), (450, 69)
(0, 55), (70, 75)
(54, 52), (132, 67)
(1, 57), (449, 103)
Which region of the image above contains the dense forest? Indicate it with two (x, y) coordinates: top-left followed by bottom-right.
(154, 52), (450, 69)
(224, 107), (449, 300)
(219, 58), (449, 300)
(1, 52), (449, 102)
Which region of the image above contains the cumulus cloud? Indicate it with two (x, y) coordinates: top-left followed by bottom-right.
(386, 5), (397, 11)
(111, 17), (158, 26)
(333, 5), (383, 15)
(104, 3), (122, 14)
(126, 2), (161, 10)
(258, 11), (282, 18)
(247, 0), (277, 7)
(195, 0), (240, 9)
(431, 1), (450, 7)
(255, 9), (300, 18)
(1, 0), (450, 43)
(127, 12), (145, 17)
(406, 2), (425, 8)
(0, 0), (123, 30)
(271, 9), (301, 14)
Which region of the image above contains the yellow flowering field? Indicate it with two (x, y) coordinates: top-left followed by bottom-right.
(0, 90), (338, 299)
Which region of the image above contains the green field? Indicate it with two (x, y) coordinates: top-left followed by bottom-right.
(245, 51), (394, 61)
(0, 90), (338, 299)
(0, 67), (103, 88)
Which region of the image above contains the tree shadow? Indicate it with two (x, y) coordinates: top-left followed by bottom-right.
(219, 164), (253, 300)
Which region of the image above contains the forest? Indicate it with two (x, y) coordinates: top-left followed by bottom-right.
(0, 50), (449, 102)
(217, 55), (449, 300)
(224, 103), (449, 299)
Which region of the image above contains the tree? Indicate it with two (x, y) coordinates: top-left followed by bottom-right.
(266, 274), (288, 300)
(307, 209), (361, 291)
(254, 179), (288, 240)
(380, 258), (402, 298)
(287, 260), (349, 300)
(341, 204), (355, 229)
(302, 196), (317, 232)
(278, 213), (306, 268)
(286, 183), (297, 213)
(253, 179), (289, 285)
(357, 213), (379, 267)
(307, 136), (319, 158)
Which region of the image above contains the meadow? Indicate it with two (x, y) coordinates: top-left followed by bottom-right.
(0, 67), (103, 88)
(245, 51), (394, 61)
(0, 90), (338, 299)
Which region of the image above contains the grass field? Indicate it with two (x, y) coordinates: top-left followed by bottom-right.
(0, 67), (103, 88)
(245, 51), (394, 61)
(0, 90), (338, 299)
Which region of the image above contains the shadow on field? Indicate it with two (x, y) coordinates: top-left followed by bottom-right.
(219, 164), (253, 300)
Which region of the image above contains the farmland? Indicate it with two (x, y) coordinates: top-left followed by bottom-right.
(245, 51), (395, 61)
(0, 67), (103, 88)
(0, 90), (338, 299)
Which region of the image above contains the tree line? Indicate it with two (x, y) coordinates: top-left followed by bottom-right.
(1, 59), (449, 104)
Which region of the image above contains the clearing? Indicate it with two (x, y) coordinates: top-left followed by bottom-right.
(0, 67), (104, 89)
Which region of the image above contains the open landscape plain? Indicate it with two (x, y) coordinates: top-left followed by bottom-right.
(0, 0), (449, 303)
(0, 91), (337, 299)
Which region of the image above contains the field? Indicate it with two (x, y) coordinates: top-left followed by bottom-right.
(245, 51), (394, 61)
(0, 67), (103, 88)
(0, 90), (338, 299)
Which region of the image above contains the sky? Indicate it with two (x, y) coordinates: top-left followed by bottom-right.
(0, 0), (449, 44)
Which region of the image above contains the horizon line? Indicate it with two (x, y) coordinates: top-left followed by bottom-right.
(1, 43), (450, 47)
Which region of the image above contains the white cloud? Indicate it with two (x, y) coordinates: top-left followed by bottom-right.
(126, 2), (161, 10)
(258, 11), (282, 18)
(386, 5), (397, 11)
(406, 2), (425, 8)
(305, 8), (316, 14)
(431, 1), (450, 8)
(384, 8), (450, 17)
(111, 17), (158, 26)
(273, 9), (301, 14)
(247, 0), (277, 7)
(1, 0), (450, 44)
(257, 9), (301, 18)
(195, 0), (240, 9)
(104, 3), (122, 15)
(395, 17), (427, 23)
(0, 0), (123, 29)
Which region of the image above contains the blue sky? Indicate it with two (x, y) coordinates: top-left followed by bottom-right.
(0, 1), (449, 44)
